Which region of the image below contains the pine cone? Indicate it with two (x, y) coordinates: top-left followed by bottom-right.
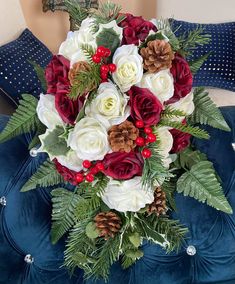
(140, 40), (174, 73)
(68, 61), (92, 85)
(94, 212), (122, 240)
(108, 121), (139, 153)
(148, 187), (167, 216)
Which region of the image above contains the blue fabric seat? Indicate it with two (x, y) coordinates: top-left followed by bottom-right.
(0, 107), (234, 284)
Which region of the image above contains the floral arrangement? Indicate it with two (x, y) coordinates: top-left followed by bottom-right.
(0, 1), (233, 281)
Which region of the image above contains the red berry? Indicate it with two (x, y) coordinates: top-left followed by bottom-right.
(90, 167), (99, 175)
(96, 162), (105, 171)
(76, 173), (84, 183)
(104, 48), (111, 57)
(144, 127), (152, 135)
(135, 137), (145, 147)
(100, 71), (108, 80)
(142, 148), (152, 159)
(147, 133), (157, 143)
(86, 173), (95, 182)
(92, 54), (101, 64)
(100, 64), (109, 73)
(83, 160), (91, 169)
(101, 78), (108, 83)
(108, 63), (117, 73)
(96, 46), (106, 57)
(135, 120), (144, 128)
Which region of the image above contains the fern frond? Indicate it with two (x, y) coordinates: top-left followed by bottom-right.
(0, 94), (40, 143)
(161, 106), (186, 119)
(189, 87), (231, 131)
(28, 122), (46, 150)
(51, 188), (81, 244)
(177, 161), (233, 214)
(28, 60), (47, 91)
(160, 119), (210, 139)
(189, 52), (211, 75)
(21, 159), (64, 192)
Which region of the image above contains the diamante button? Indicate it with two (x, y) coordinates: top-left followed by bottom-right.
(24, 254), (34, 264)
(231, 143), (235, 151)
(0, 196), (6, 206)
(186, 245), (196, 256)
(29, 148), (38, 157)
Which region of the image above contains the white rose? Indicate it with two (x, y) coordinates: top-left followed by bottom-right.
(101, 177), (154, 212)
(112, 44), (143, 92)
(59, 18), (97, 65)
(36, 94), (64, 129)
(57, 150), (83, 172)
(139, 70), (174, 103)
(156, 127), (174, 168)
(67, 117), (109, 161)
(85, 82), (130, 129)
(168, 92), (195, 121)
(95, 20), (123, 42)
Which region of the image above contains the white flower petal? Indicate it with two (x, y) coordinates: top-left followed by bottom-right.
(101, 177), (154, 212)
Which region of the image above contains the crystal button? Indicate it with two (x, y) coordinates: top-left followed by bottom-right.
(0, 196), (6, 206)
(186, 245), (196, 256)
(24, 254), (34, 264)
(231, 143), (235, 151)
(30, 148), (38, 157)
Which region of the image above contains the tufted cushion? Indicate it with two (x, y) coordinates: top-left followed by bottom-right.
(171, 20), (235, 92)
(0, 29), (52, 105)
(0, 107), (235, 284)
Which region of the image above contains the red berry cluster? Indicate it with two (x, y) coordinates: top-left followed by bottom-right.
(75, 160), (105, 184)
(135, 120), (157, 159)
(92, 46), (117, 82)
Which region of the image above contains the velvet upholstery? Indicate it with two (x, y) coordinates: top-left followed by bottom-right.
(0, 107), (235, 284)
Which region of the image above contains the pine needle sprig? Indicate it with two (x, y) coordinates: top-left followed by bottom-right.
(80, 44), (96, 64)
(177, 26), (211, 57)
(64, 0), (90, 28)
(92, 1), (122, 27)
(159, 119), (210, 139)
(141, 140), (171, 190)
(68, 63), (100, 100)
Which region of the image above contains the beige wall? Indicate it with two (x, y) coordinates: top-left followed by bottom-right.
(20, 0), (156, 54)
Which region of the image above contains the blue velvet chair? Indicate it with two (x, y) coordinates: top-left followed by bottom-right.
(0, 107), (234, 284)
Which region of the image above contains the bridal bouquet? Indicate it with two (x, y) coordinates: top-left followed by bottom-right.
(0, 1), (232, 280)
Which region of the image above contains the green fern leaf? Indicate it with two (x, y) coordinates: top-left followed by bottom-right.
(51, 188), (81, 244)
(0, 94), (39, 143)
(189, 87), (231, 131)
(189, 52), (211, 75)
(28, 60), (47, 91)
(21, 159), (64, 192)
(177, 161), (233, 214)
(160, 119), (210, 139)
(28, 122), (46, 150)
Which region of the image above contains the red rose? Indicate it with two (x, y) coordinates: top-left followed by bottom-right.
(103, 151), (144, 180)
(170, 129), (191, 153)
(129, 86), (163, 127)
(55, 94), (85, 125)
(45, 55), (70, 95)
(54, 159), (77, 185)
(119, 13), (157, 45)
(166, 54), (193, 104)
